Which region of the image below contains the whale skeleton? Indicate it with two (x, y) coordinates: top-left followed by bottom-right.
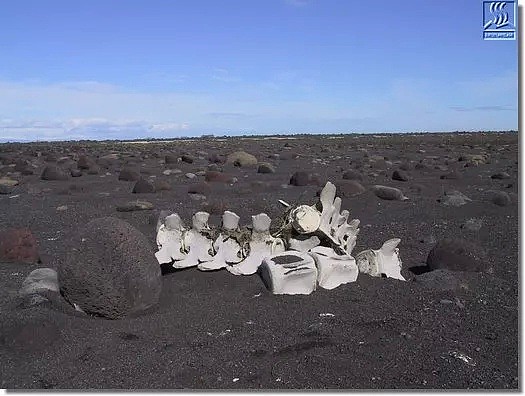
(155, 181), (405, 295)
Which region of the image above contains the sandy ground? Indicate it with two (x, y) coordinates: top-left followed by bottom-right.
(0, 132), (519, 389)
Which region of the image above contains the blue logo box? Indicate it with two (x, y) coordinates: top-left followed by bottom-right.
(483, 1), (516, 40)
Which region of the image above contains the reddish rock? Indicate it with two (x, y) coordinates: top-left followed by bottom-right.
(0, 228), (40, 264)
(205, 171), (236, 183)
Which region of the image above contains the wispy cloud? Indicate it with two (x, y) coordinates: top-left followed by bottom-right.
(211, 68), (241, 83)
(449, 105), (516, 112)
(285, 0), (311, 7)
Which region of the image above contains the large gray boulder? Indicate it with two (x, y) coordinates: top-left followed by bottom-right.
(58, 217), (162, 319)
(426, 239), (489, 273)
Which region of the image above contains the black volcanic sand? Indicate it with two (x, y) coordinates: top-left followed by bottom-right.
(0, 132), (518, 389)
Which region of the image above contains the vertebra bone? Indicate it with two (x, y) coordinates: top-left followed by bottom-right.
(172, 212), (214, 269)
(309, 246), (359, 290)
(259, 251), (318, 295)
(227, 213), (285, 275)
(198, 211), (243, 271)
(355, 238), (405, 280)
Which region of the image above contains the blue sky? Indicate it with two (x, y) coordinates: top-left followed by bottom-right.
(0, 0), (519, 141)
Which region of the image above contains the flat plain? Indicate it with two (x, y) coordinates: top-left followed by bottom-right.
(0, 132), (519, 389)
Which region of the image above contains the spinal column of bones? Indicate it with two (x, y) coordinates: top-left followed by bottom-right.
(155, 181), (405, 294)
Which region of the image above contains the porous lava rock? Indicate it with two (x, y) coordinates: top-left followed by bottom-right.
(226, 151), (258, 167)
(58, 217), (162, 319)
(426, 238), (489, 273)
(0, 228), (40, 264)
(41, 165), (68, 181)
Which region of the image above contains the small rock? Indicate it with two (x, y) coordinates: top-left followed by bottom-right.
(257, 162), (275, 174)
(205, 171), (236, 184)
(119, 168), (141, 182)
(334, 180), (366, 197)
(181, 154), (195, 164)
(185, 172), (197, 179)
(461, 218), (482, 232)
(290, 171), (312, 186)
(226, 151), (258, 167)
(342, 169), (363, 181)
(392, 169), (409, 182)
(132, 179), (156, 193)
(438, 190), (472, 207)
(41, 165), (68, 181)
(0, 178), (19, 187)
(0, 184), (14, 194)
(56, 205), (68, 211)
(487, 190), (511, 207)
(0, 228), (40, 263)
(162, 169), (182, 176)
(116, 200), (155, 212)
(440, 170), (462, 180)
(491, 172), (510, 180)
(371, 185), (408, 201)
(188, 182), (211, 195)
(70, 169), (82, 177)
(165, 154), (179, 164)
(426, 239), (489, 272)
(154, 180), (172, 191)
(19, 268), (59, 297)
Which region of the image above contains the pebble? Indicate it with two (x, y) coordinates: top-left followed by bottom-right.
(116, 200), (155, 212)
(185, 172), (197, 179)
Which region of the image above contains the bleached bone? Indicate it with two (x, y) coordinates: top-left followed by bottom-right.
(309, 246), (359, 289)
(227, 213), (285, 275)
(155, 214), (187, 264)
(355, 238), (405, 280)
(259, 251), (318, 295)
(288, 235), (321, 252)
(173, 211), (214, 269)
(287, 182), (360, 256)
(198, 211), (243, 271)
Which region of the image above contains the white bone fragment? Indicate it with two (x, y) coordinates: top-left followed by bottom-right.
(278, 199), (290, 207)
(288, 235), (321, 252)
(155, 213), (187, 264)
(309, 245), (359, 289)
(259, 251), (318, 295)
(227, 213), (285, 275)
(289, 205), (321, 234)
(198, 211), (243, 271)
(173, 212), (214, 269)
(355, 238), (405, 280)
(317, 182), (360, 255)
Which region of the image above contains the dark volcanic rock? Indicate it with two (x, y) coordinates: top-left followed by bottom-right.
(70, 169), (82, 177)
(257, 162), (276, 174)
(208, 153), (226, 164)
(440, 170), (462, 180)
(491, 172), (511, 180)
(165, 154), (179, 164)
(371, 185), (408, 201)
(290, 171), (312, 186)
(118, 167), (141, 182)
(181, 154), (195, 164)
(0, 184), (14, 194)
(426, 238), (489, 273)
(188, 181), (211, 195)
(58, 217), (162, 319)
(342, 169), (363, 181)
(488, 190), (511, 207)
(392, 169), (409, 181)
(205, 171), (236, 184)
(132, 178), (156, 193)
(334, 180), (366, 197)
(153, 180), (171, 191)
(77, 155), (93, 170)
(0, 228), (40, 264)
(41, 165), (68, 181)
